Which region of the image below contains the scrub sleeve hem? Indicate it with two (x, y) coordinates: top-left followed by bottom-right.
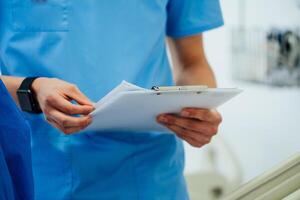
(167, 21), (224, 39)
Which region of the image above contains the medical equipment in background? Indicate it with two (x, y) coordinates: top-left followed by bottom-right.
(222, 152), (300, 200)
(185, 136), (243, 200)
(266, 30), (300, 86)
(231, 28), (300, 87)
(231, 0), (300, 87)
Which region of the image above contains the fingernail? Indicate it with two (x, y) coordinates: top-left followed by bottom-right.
(88, 105), (95, 110)
(181, 110), (189, 117)
(85, 118), (92, 127)
(158, 115), (168, 123)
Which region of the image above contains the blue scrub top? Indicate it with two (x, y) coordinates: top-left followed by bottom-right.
(0, 80), (34, 200)
(0, 1), (223, 199)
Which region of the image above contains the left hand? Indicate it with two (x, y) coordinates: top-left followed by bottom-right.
(157, 108), (222, 148)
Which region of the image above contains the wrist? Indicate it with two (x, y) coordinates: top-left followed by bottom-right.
(31, 77), (47, 94)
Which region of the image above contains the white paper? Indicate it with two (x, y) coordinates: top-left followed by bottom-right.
(94, 81), (147, 109)
(87, 81), (242, 133)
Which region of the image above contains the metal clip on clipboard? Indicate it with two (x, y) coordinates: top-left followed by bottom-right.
(151, 85), (208, 95)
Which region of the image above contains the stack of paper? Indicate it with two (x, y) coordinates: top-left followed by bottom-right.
(87, 81), (242, 133)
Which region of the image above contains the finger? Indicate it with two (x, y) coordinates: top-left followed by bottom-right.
(172, 125), (211, 144)
(181, 108), (222, 124)
(47, 118), (84, 134)
(46, 117), (63, 130)
(157, 114), (218, 136)
(163, 122), (211, 143)
(165, 124), (209, 148)
(47, 117), (86, 134)
(178, 133), (206, 148)
(47, 93), (94, 115)
(63, 126), (85, 134)
(45, 108), (92, 128)
(65, 84), (94, 106)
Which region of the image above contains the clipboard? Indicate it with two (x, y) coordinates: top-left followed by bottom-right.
(87, 81), (242, 132)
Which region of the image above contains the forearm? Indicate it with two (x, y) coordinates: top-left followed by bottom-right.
(168, 35), (217, 88)
(0, 76), (25, 105)
(174, 62), (217, 88)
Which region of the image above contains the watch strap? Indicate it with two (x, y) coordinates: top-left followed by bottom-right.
(19, 77), (40, 91)
(17, 77), (42, 113)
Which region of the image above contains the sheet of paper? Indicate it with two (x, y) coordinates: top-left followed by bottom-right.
(87, 81), (242, 133)
(93, 81), (147, 109)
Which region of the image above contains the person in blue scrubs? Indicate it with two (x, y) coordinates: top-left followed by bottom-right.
(0, 0), (224, 199)
(0, 78), (34, 200)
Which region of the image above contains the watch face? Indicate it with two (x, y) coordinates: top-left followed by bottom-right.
(17, 89), (34, 112)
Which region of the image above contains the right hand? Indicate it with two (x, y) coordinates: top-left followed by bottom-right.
(32, 77), (95, 134)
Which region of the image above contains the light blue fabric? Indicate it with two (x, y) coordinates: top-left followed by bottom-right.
(0, 0), (223, 199)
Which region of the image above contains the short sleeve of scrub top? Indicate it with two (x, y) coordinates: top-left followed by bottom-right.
(166, 0), (224, 38)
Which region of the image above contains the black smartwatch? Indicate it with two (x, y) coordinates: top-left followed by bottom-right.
(17, 77), (42, 113)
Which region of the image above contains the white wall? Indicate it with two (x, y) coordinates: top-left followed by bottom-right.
(184, 0), (300, 182)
